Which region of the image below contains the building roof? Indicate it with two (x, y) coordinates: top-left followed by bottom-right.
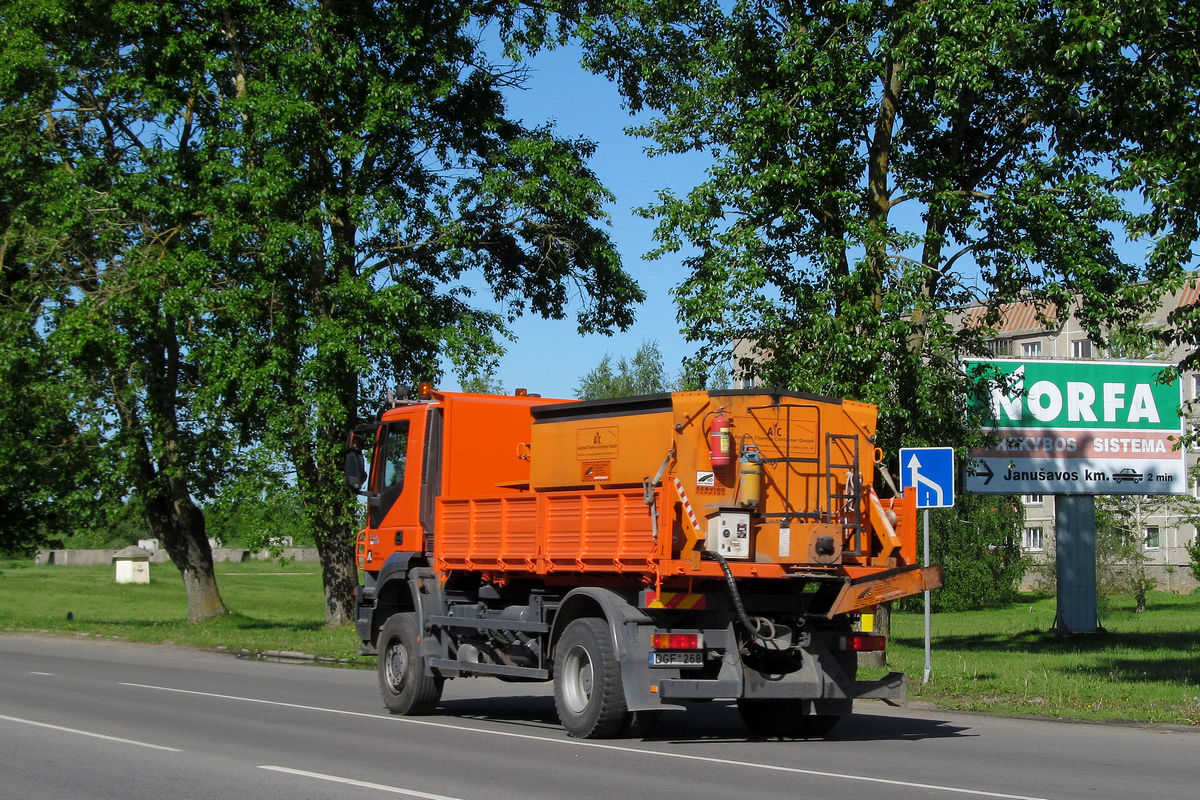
(960, 301), (1061, 335)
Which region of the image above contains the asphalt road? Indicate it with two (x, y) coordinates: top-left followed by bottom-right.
(1, 633), (1195, 800)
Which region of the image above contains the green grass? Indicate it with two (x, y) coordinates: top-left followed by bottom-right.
(0, 559), (362, 663)
(866, 591), (1200, 726)
(2, 560), (1197, 725)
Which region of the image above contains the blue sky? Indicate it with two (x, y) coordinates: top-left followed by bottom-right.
(440, 44), (707, 400)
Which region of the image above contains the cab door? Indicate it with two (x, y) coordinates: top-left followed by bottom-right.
(367, 404), (431, 555)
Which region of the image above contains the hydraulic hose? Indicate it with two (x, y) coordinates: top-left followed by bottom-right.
(706, 551), (788, 650)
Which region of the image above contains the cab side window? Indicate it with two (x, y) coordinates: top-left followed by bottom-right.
(370, 420), (411, 529)
(380, 421), (410, 491)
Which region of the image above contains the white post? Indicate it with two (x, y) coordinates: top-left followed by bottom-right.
(923, 508), (932, 684)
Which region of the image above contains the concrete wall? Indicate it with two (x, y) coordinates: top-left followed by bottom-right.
(34, 548), (321, 566)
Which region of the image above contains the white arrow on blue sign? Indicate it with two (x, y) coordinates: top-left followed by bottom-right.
(899, 447), (955, 509)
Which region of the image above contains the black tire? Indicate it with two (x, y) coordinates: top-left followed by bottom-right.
(796, 713), (842, 738)
(376, 612), (443, 715)
(553, 617), (628, 738)
(737, 699), (837, 740)
(619, 709), (663, 738)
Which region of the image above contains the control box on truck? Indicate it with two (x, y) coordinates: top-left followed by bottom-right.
(346, 386), (942, 739)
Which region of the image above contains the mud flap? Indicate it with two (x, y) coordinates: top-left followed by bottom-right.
(854, 671), (907, 706)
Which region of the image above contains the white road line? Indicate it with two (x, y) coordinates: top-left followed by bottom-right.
(122, 682), (1050, 800)
(29, 672), (55, 676)
(259, 765), (464, 800)
(0, 712), (181, 752)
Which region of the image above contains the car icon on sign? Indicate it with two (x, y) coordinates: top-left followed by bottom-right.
(1113, 468), (1143, 484)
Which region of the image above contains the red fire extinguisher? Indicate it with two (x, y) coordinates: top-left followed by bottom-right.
(708, 410), (732, 467)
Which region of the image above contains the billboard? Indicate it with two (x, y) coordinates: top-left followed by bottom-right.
(964, 359), (1187, 495)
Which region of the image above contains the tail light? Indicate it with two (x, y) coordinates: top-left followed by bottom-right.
(839, 633), (886, 652)
(651, 632), (704, 650)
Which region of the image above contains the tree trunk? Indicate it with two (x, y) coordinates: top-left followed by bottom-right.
(294, 419), (358, 627)
(859, 601), (891, 668)
(315, 523), (357, 627)
(1133, 498), (1147, 613)
(124, 369), (227, 623)
(145, 492), (227, 623)
(1135, 561), (1148, 613)
(180, 559), (228, 622)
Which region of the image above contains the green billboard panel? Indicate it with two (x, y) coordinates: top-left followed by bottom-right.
(964, 359), (1186, 495)
(965, 358), (1181, 431)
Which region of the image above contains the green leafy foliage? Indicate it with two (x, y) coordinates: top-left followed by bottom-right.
(575, 340), (731, 399)
(0, 0), (240, 619)
(900, 495), (1030, 612)
(1186, 536), (1200, 585)
(205, 482), (317, 552)
(557, 0), (1200, 608)
(1096, 493), (1200, 611)
(565, 0), (1192, 454)
(0, 1), (639, 621)
(575, 340), (672, 398)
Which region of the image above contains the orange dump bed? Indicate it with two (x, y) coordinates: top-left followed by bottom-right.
(425, 390), (918, 584)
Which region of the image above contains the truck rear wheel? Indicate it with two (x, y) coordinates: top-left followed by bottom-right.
(377, 612), (443, 715)
(554, 617), (628, 739)
(737, 699), (841, 740)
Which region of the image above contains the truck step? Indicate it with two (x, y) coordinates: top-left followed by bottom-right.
(657, 677), (742, 700)
(428, 658), (548, 680)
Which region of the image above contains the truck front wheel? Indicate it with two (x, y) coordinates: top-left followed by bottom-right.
(377, 612), (443, 715)
(554, 617), (628, 739)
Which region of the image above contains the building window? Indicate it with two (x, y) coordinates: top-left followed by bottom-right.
(1071, 339), (1092, 358)
(1192, 374), (1200, 401)
(1022, 494), (1044, 505)
(986, 339), (1010, 357)
(1144, 526), (1160, 551)
(1024, 526), (1044, 552)
(1022, 340), (1042, 358)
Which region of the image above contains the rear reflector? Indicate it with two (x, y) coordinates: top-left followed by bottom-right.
(839, 633), (886, 652)
(651, 632), (704, 650)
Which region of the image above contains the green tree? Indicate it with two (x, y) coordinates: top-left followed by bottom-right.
(576, 340), (671, 399)
(0, 0), (236, 619)
(1096, 493), (1200, 612)
(1186, 535), (1200, 586)
(1061, 2), (1200, 364)
(0, 1), (640, 624)
(205, 1), (639, 624)
(205, 476), (316, 553)
(567, 0), (1171, 454)
(925, 495), (1028, 611)
(575, 340), (731, 399)
(0, 304), (90, 556)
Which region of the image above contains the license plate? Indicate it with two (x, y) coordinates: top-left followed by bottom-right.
(649, 651), (704, 668)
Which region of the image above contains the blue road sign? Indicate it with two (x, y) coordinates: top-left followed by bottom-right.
(899, 447), (955, 509)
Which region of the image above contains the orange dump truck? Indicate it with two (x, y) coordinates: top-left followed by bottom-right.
(346, 387), (942, 739)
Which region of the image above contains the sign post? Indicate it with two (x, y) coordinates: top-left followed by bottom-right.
(899, 447), (954, 683)
(964, 359), (1185, 633)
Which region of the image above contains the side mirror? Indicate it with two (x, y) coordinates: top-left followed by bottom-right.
(345, 447), (367, 492)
